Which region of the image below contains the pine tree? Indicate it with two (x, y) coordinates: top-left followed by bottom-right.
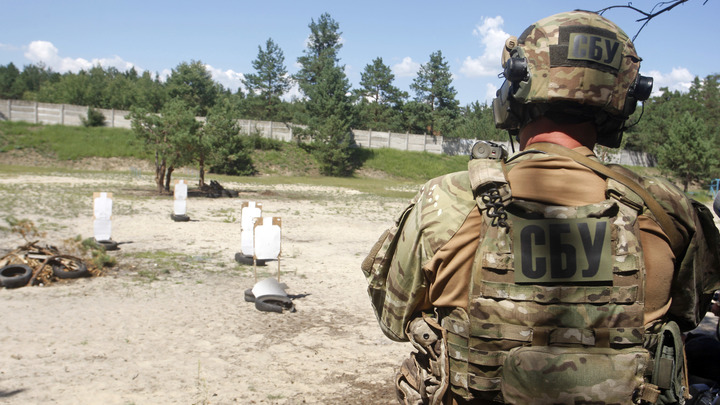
(657, 111), (718, 191)
(295, 13), (355, 176)
(355, 57), (407, 132)
(128, 99), (199, 193)
(295, 12), (342, 95)
(166, 60), (219, 116)
(242, 38), (291, 120)
(410, 50), (459, 135)
(0, 62), (21, 99)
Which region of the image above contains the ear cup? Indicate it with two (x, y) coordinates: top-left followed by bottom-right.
(598, 74), (653, 148)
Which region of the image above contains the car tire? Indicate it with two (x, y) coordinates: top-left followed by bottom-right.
(51, 258), (91, 279)
(95, 239), (119, 251)
(171, 214), (190, 222)
(234, 253), (265, 266)
(0, 264), (33, 288)
(244, 288), (255, 302)
(255, 297), (295, 313)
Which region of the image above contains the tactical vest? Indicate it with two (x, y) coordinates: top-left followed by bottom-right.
(439, 156), (685, 404)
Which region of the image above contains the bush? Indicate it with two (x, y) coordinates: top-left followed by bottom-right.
(244, 133), (284, 151)
(82, 108), (106, 127)
(209, 135), (256, 176)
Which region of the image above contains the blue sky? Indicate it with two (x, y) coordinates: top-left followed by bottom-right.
(1, 0), (718, 106)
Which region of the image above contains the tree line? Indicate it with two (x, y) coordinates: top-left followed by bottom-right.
(622, 74), (720, 191)
(0, 14), (499, 141)
(0, 13), (718, 191)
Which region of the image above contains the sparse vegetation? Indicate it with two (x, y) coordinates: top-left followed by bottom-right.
(0, 120), (148, 160)
(0, 120), (467, 183)
(1, 119), (714, 201)
(2, 216), (46, 241)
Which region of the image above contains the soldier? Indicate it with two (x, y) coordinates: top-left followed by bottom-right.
(362, 10), (720, 405)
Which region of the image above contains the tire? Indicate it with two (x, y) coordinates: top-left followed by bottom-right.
(95, 239), (119, 251)
(0, 264), (33, 288)
(255, 299), (284, 313)
(234, 253), (265, 266)
(171, 214), (190, 222)
(51, 258), (91, 279)
(255, 297), (295, 313)
(244, 288), (255, 302)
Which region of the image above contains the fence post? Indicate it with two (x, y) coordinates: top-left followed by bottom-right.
(60, 104), (65, 125)
(8, 99), (11, 120)
(111, 109), (115, 128)
(34, 101), (38, 123)
(405, 132), (409, 150)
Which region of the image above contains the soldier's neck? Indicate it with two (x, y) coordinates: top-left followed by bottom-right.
(519, 117), (597, 151)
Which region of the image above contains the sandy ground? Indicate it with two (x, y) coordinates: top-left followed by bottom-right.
(0, 164), (411, 404)
(2, 158), (719, 405)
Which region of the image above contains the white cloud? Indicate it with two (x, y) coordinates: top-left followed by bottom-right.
(24, 40), (134, 73)
(204, 63), (245, 92)
(24, 41), (60, 65)
(20, 40), (250, 94)
(158, 68), (172, 83)
(485, 83), (498, 103)
(460, 16), (509, 78)
(392, 57), (420, 78)
(643, 67), (694, 96)
(283, 80), (303, 101)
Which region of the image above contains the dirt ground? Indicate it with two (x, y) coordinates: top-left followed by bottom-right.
(0, 160), (411, 404)
(2, 156), (719, 405)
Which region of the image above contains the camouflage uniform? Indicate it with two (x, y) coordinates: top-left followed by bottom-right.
(362, 148), (720, 404)
(362, 10), (720, 404)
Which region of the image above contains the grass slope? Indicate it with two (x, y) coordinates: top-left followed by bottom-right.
(1, 120), (708, 202)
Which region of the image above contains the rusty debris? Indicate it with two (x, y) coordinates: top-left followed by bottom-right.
(189, 180), (239, 198)
(0, 241), (102, 289)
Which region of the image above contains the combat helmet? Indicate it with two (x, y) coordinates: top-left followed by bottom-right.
(492, 10), (653, 147)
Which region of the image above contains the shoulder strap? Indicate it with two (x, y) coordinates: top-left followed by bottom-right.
(526, 142), (684, 256)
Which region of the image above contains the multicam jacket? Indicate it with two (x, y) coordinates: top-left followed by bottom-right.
(362, 145), (720, 403)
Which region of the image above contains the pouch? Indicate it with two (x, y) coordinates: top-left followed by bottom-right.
(501, 346), (651, 404)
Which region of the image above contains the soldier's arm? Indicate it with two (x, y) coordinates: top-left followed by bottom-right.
(362, 172), (477, 341)
(362, 191), (432, 342)
(642, 175), (720, 330)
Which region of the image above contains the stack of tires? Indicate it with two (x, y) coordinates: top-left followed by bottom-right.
(0, 257), (90, 289)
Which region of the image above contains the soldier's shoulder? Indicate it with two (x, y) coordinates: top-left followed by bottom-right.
(415, 170), (475, 204)
(608, 164), (695, 222)
(410, 170), (477, 229)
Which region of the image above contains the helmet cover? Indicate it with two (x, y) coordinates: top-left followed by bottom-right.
(509, 10), (641, 117)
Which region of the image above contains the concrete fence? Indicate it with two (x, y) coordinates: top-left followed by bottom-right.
(0, 99), (133, 128)
(0, 99), (653, 165)
(352, 130), (444, 154)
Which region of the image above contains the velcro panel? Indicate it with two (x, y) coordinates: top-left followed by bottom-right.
(480, 281), (637, 304)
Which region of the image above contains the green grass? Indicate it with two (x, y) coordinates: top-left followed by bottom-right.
(0, 121), (150, 160)
(2, 120), (710, 200)
(0, 121), (460, 183)
(356, 147), (469, 182)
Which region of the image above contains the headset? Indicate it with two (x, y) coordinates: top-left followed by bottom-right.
(492, 54), (653, 148)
